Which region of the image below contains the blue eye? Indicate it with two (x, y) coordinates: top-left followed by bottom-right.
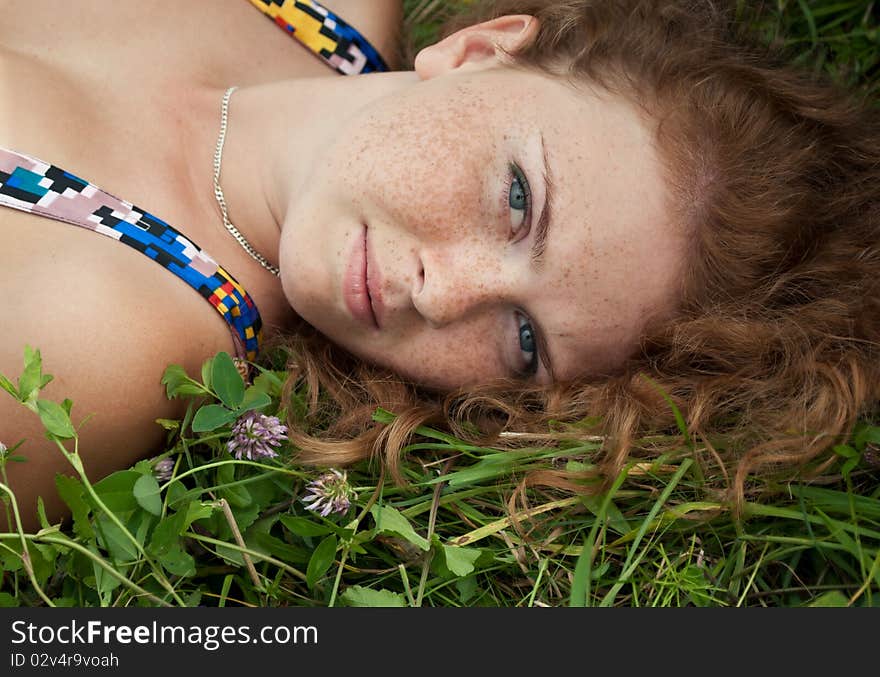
(508, 164), (531, 236)
(517, 313), (539, 376)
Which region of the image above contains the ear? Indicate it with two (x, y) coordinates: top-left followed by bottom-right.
(414, 15), (539, 79)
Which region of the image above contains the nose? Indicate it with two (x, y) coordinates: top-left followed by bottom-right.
(411, 247), (510, 329)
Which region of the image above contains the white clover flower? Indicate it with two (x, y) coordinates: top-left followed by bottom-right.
(227, 411), (288, 460)
(152, 457), (175, 482)
(301, 469), (355, 517)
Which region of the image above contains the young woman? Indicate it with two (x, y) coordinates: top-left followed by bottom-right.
(2, 1), (879, 531)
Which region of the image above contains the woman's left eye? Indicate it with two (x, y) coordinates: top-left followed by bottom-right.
(508, 164), (531, 238)
(516, 312), (539, 377)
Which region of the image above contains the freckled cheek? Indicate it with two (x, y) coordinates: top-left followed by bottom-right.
(373, 328), (503, 388)
(345, 107), (495, 241)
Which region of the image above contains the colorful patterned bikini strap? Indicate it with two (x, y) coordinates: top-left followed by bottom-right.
(0, 147), (263, 363)
(247, 0), (390, 74)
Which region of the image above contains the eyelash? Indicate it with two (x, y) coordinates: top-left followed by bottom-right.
(516, 312), (539, 377)
(507, 163), (532, 241)
(507, 163), (539, 377)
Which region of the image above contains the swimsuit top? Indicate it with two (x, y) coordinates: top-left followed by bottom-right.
(0, 0), (389, 363)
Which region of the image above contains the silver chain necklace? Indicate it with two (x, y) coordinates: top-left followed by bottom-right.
(213, 85), (280, 277)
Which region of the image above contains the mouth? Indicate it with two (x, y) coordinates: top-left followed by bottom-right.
(344, 224), (381, 330)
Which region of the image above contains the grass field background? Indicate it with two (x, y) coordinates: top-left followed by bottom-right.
(1, 0), (879, 608)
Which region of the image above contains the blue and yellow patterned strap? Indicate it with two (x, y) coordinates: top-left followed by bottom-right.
(0, 148), (263, 362)
(248, 0), (390, 74)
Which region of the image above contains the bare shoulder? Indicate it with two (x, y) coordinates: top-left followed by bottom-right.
(0, 212), (233, 530)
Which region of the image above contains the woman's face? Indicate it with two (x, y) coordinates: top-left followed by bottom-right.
(279, 21), (685, 389)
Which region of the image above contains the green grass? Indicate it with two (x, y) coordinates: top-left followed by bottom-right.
(3, 344), (879, 608)
(2, 0), (879, 608)
(743, 0), (880, 101)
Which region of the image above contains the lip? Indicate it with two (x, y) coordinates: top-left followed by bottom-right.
(365, 229), (386, 328)
(343, 225), (380, 330)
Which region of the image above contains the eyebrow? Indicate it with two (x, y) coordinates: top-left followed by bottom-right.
(530, 133), (556, 382)
(530, 133), (554, 268)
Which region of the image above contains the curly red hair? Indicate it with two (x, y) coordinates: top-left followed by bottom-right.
(274, 0), (880, 506)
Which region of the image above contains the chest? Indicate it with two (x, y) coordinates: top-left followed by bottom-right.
(0, 1), (320, 357)
(0, 0), (331, 86)
(0, 0), (326, 196)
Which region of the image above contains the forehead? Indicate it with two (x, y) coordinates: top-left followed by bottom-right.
(487, 69), (684, 379)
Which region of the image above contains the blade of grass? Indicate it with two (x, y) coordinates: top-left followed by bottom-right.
(569, 466), (631, 607)
(600, 459), (694, 606)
